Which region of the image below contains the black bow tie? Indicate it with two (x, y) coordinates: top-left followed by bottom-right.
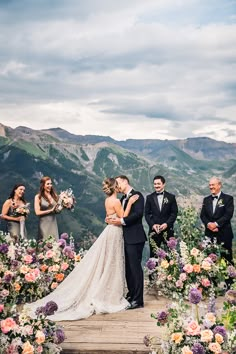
(212, 195), (218, 200)
(156, 192), (164, 196)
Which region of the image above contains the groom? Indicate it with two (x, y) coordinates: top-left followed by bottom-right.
(107, 175), (146, 309)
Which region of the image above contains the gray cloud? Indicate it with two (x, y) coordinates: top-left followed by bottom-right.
(0, 0), (235, 142)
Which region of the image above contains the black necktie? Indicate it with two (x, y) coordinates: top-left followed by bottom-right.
(156, 192), (163, 196)
(212, 195), (218, 200)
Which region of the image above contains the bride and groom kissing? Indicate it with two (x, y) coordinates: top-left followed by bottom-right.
(25, 175), (146, 320)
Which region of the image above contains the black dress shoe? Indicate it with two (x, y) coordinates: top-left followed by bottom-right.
(126, 301), (144, 310)
(125, 295), (131, 302)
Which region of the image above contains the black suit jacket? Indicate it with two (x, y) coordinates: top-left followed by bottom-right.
(121, 189), (146, 245)
(200, 192), (234, 245)
(145, 191), (178, 236)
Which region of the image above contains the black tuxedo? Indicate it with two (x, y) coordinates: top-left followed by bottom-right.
(200, 192), (234, 264)
(121, 189), (146, 305)
(145, 191), (178, 256)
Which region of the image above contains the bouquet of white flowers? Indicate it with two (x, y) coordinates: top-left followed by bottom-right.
(55, 188), (75, 213)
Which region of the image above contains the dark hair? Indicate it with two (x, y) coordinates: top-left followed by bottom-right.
(39, 176), (58, 204)
(153, 175), (165, 184)
(116, 175), (130, 184)
(9, 184), (26, 203)
(102, 178), (117, 196)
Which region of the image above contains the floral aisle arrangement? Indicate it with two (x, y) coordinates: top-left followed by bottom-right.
(0, 231), (83, 305)
(145, 207), (232, 300)
(144, 289), (236, 354)
(55, 188), (75, 213)
(0, 301), (65, 353)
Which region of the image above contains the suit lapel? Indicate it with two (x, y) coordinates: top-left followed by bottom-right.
(152, 192), (161, 212)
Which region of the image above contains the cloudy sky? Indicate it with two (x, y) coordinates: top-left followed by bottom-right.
(0, 0), (235, 142)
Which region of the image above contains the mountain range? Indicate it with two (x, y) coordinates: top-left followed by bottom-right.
(0, 122), (235, 249)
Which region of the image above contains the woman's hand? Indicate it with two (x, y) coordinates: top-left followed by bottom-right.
(128, 194), (139, 205)
(17, 216), (25, 222)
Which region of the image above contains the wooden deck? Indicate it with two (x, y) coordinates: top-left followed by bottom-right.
(60, 290), (169, 354)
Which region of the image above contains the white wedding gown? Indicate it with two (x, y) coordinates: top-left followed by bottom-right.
(25, 219), (129, 321)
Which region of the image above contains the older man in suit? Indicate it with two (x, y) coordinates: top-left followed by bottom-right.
(200, 176), (234, 265)
(145, 175), (178, 257)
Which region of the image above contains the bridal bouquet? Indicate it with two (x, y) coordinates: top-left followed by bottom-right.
(13, 203), (30, 217)
(55, 188), (75, 213)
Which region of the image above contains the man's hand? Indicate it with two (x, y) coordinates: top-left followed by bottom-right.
(152, 224), (160, 234)
(159, 223), (167, 232)
(207, 222), (218, 232)
(105, 216), (122, 226)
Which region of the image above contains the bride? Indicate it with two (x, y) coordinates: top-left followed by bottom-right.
(25, 177), (139, 321)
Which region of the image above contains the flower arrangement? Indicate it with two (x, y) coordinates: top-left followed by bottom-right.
(0, 301), (65, 353)
(0, 231), (83, 305)
(144, 290), (236, 354)
(146, 236), (229, 300)
(55, 188), (75, 213)
(145, 207), (232, 300)
(13, 203), (30, 217)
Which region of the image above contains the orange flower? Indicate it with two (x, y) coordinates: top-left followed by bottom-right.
(193, 264), (201, 273)
(75, 254), (81, 262)
(22, 341), (34, 354)
(55, 273), (65, 282)
(14, 283), (21, 291)
(171, 332), (183, 344)
(40, 264), (48, 272)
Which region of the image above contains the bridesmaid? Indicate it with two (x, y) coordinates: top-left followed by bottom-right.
(1, 184), (28, 238)
(35, 176), (59, 240)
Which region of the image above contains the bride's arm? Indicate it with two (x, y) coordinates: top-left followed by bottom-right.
(114, 195), (139, 218)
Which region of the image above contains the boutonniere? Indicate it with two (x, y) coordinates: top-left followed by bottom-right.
(163, 197), (169, 205)
(217, 198), (224, 207)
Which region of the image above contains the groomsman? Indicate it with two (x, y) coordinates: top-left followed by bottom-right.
(145, 175), (178, 257)
(200, 176), (234, 265)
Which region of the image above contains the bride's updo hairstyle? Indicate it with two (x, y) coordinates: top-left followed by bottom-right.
(102, 178), (117, 196)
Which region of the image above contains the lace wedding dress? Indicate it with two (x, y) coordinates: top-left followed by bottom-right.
(25, 217), (129, 321)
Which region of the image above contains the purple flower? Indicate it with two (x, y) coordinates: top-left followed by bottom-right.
(35, 306), (46, 316)
(213, 326), (227, 339)
(10, 260), (19, 269)
(167, 237), (178, 250)
(156, 249), (167, 259)
(157, 311), (169, 325)
(44, 301), (58, 316)
(228, 265), (236, 278)
(3, 274), (12, 283)
(55, 328), (65, 344)
(189, 288), (202, 304)
(58, 239), (66, 248)
(225, 290), (236, 305)
(0, 243), (9, 253)
(60, 233), (69, 240)
(63, 246), (74, 258)
(146, 258), (156, 271)
(208, 253), (218, 262)
(192, 343), (206, 354)
(143, 335), (151, 347)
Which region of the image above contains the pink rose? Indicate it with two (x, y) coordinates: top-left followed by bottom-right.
(23, 255), (33, 264)
(183, 264), (193, 273)
(1, 289), (9, 297)
(35, 330), (45, 344)
(186, 320), (201, 336)
(201, 278), (211, 287)
(208, 342), (222, 353)
(1, 317), (17, 333)
(61, 262), (69, 271)
(25, 272), (36, 282)
(201, 329), (214, 342)
(179, 273), (187, 281)
(176, 280), (183, 288)
(45, 250), (55, 258)
(0, 304), (4, 312)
